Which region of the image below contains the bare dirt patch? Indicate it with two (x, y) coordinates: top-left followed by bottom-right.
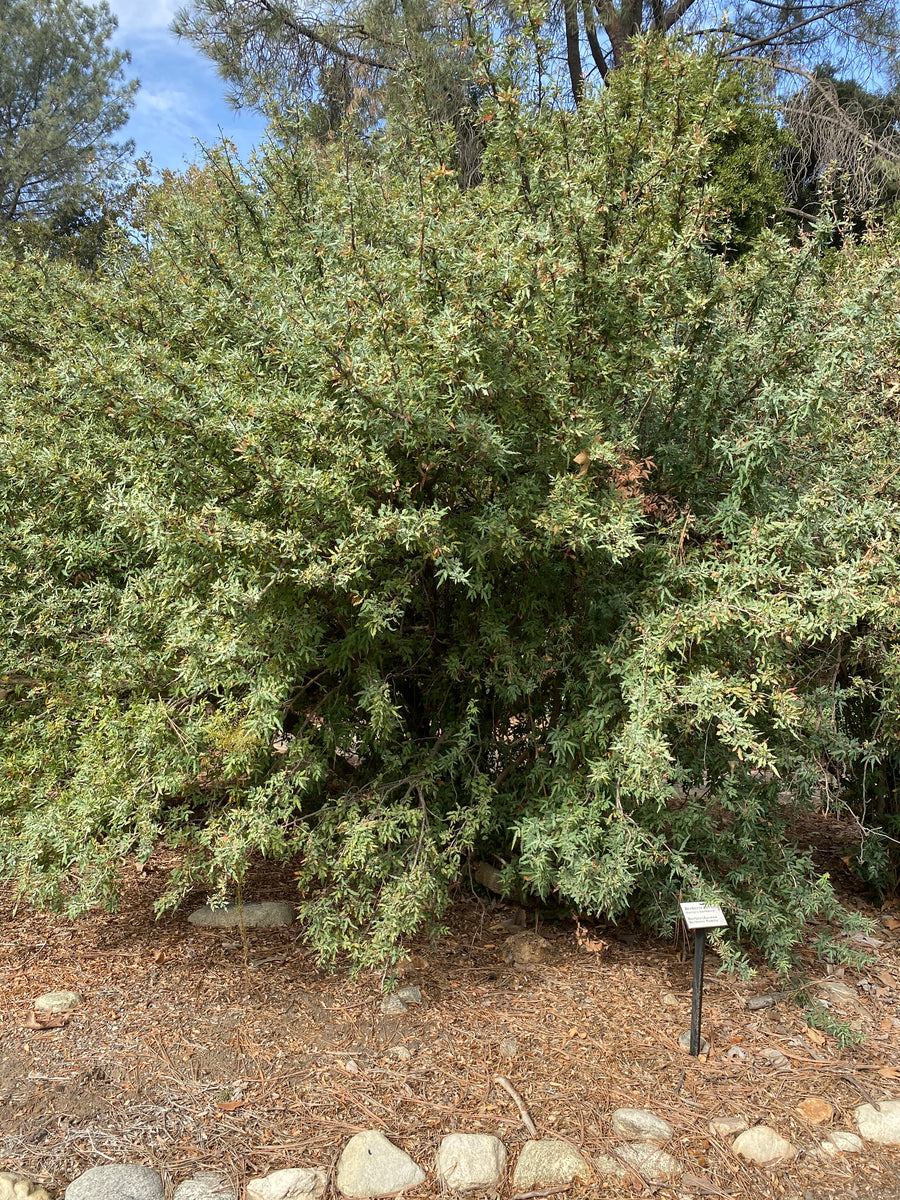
(1, 818), (899, 1199)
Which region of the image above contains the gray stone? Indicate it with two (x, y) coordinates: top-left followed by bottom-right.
(173, 1174), (236, 1200)
(245, 1169), (326, 1200)
(0, 1173), (51, 1200)
(436, 1133), (507, 1192)
(677, 1030), (710, 1054)
(821, 1131), (864, 1156)
(187, 901), (295, 928)
(336, 1131), (426, 1197)
(593, 1154), (627, 1181)
(758, 1047), (790, 1069)
(709, 1115), (749, 1138)
(379, 994), (408, 1015)
(511, 1139), (591, 1189)
(395, 986), (422, 1005)
(614, 1142), (680, 1183)
(814, 979), (858, 1008)
(854, 1100), (900, 1145)
(474, 862), (504, 894)
(33, 990), (82, 1013)
(65, 1165), (165, 1200)
(732, 1126), (798, 1165)
(746, 994), (779, 1012)
(611, 1108), (674, 1143)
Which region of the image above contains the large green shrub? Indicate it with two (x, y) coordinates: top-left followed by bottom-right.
(2, 38), (898, 971)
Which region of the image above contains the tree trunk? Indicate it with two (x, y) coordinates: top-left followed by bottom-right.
(564, 0), (585, 105)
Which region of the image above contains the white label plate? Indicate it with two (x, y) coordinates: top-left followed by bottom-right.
(680, 901), (728, 930)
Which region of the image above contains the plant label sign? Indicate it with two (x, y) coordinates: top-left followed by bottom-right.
(679, 902), (727, 1056)
(680, 902), (727, 931)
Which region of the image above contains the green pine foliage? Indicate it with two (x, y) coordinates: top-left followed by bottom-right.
(2, 38), (898, 972)
(0, 0), (137, 222)
(702, 69), (788, 252)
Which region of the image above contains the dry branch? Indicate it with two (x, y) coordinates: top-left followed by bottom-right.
(493, 1075), (538, 1137)
(511, 1188), (572, 1199)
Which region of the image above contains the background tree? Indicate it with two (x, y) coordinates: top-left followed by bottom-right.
(173, 0), (900, 113)
(782, 69), (900, 218)
(0, 0), (138, 223)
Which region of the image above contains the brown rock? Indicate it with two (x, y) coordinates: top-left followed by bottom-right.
(503, 931), (554, 965)
(796, 1097), (834, 1125)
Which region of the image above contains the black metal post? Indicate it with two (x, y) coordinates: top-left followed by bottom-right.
(690, 928), (706, 1056)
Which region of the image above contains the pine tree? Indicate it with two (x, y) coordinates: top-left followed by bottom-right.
(0, 0), (138, 223)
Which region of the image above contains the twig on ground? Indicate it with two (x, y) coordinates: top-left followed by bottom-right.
(836, 1072), (879, 1108)
(679, 1173), (736, 1197)
(493, 1075), (538, 1137)
(511, 1188), (572, 1199)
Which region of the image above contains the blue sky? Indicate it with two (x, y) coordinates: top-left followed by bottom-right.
(108, 0), (268, 175)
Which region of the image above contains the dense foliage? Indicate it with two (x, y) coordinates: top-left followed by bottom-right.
(2, 40), (899, 973)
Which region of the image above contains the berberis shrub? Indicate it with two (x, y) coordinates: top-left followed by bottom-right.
(2, 36), (899, 972)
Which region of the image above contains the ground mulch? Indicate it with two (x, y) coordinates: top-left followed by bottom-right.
(1, 813), (899, 1199)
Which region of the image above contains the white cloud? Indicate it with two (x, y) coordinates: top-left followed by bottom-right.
(104, 0), (268, 171)
(135, 85), (188, 114)
(109, 0), (178, 35)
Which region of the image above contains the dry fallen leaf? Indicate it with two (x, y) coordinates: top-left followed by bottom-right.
(397, 952), (427, 974)
(878, 1066), (900, 1080)
(574, 923), (607, 955)
(217, 1100), (245, 1112)
(582, 938), (606, 954)
(24, 1010), (70, 1031)
(806, 1027), (827, 1046)
(884, 917), (900, 930)
(850, 933), (884, 949)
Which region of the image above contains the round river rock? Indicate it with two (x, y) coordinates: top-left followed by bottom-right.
(65, 1164), (165, 1200)
(33, 990), (82, 1014)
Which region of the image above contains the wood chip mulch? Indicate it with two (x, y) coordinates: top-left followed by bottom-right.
(1, 815), (899, 1200)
